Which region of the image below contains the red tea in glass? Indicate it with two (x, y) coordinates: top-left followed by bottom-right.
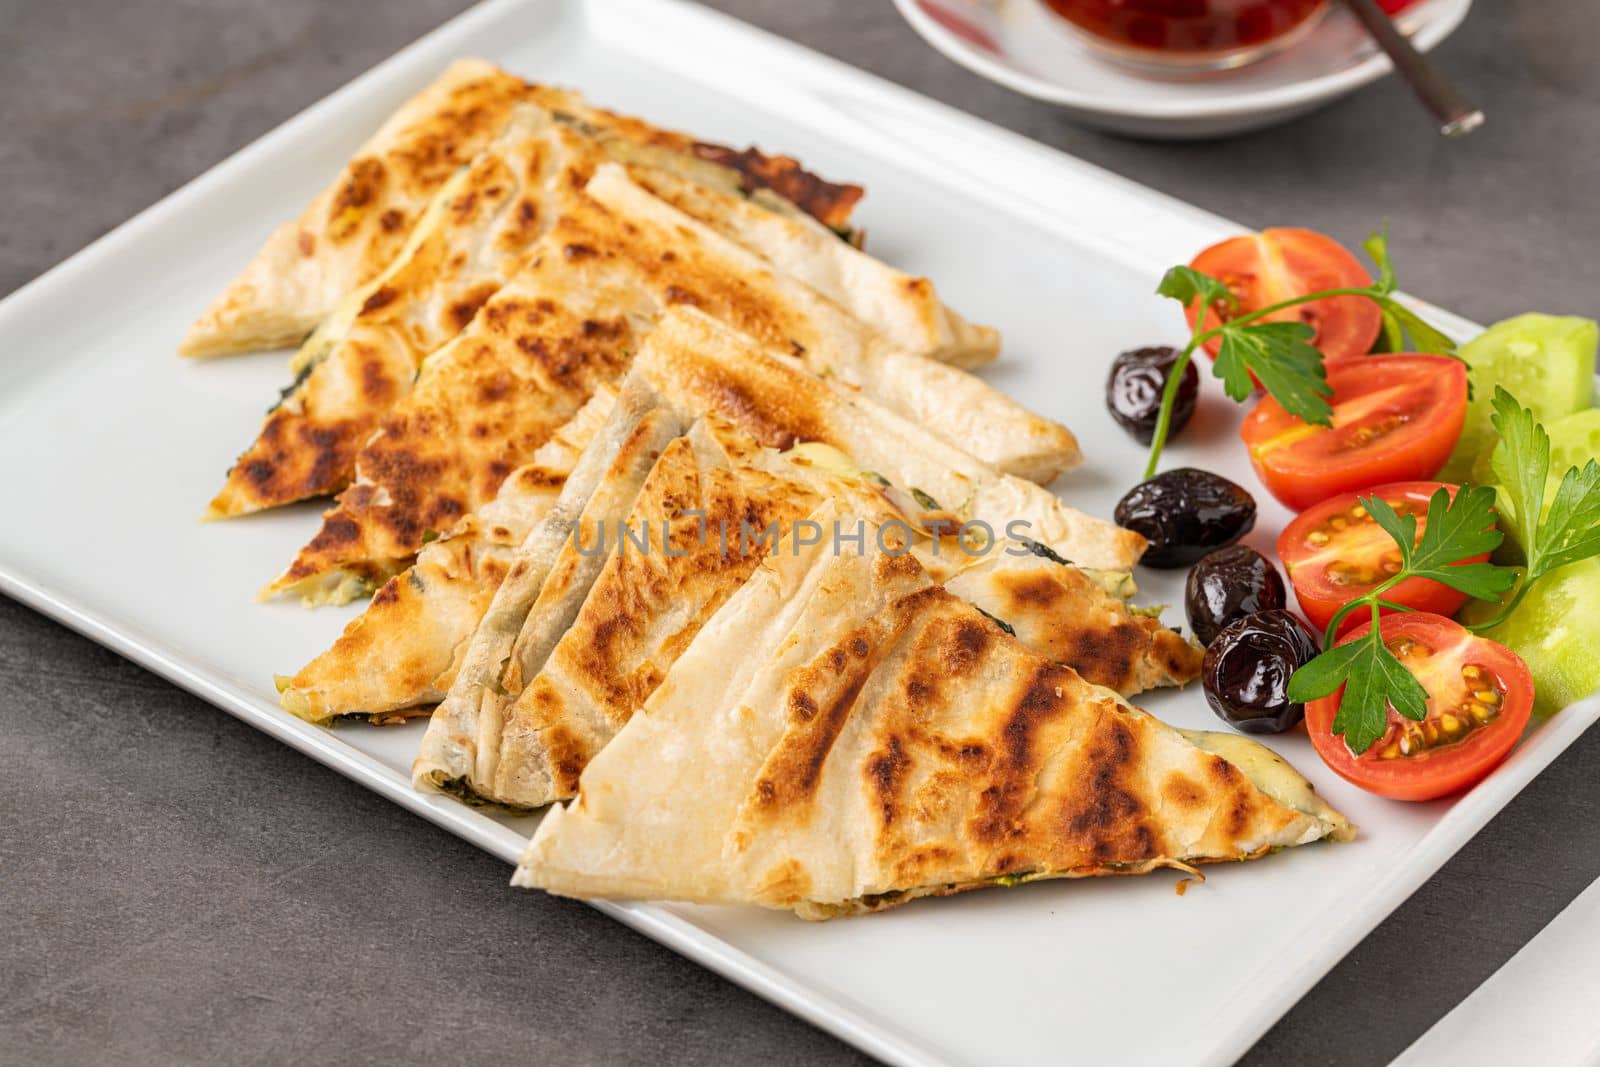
(1042, 0), (1329, 70)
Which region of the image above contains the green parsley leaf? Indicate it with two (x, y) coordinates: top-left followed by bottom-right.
(1463, 391), (1600, 633)
(1156, 265), (1234, 312)
(1289, 622), (1429, 754)
(1290, 484), (1515, 751)
(1365, 486), (1512, 600)
(1538, 460), (1600, 573)
(1362, 491), (1418, 559)
(1364, 228), (1458, 356)
(1146, 228), (1454, 478)
(1490, 387), (1552, 556)
(1377, 310), (1405, 355)
(1380, 299), (1460, 358)
(1362, 229), (1398, 296)
(1215, 321), (1334, 425)
(1018, 537), (1073, 567)
(1493, 387), (1600, 581)
(910, 487), (942, 511)
(1334, 628), (1431, 753)
(976, 606), (1016, 636)
(1286, 637), (1364, 703)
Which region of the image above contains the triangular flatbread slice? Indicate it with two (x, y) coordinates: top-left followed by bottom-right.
(275, 386), (617, 723)
(279, 315), (1159, 726)
(514, 508), (1353, 918)
(181, 59), (526, 358)
(413, 410), (889, 805)
(208, 108), (578, 516)
(407, 324), (1140, 806)
(941, 548), (1203, 696)
(263, 172), (1078, 602)
(412, 382), (685, 801)
(410, 409), (1190, 809)
(472, 418), (836, 805)
(631, 307), (1135, 570)
(608, 164), (997, 370)
(581, 165), (1050, 478)
(208, 113), (995, 518)
(180, 59), (862, 358)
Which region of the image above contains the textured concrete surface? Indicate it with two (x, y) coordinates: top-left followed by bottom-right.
(2, 2), (1597, 1064)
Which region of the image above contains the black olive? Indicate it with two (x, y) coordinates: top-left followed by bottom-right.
(1185, 545), (1287, 646)
(1201, 610), (1320, 734)
(1105, 345), (1199, 444)
(1115, 468), (1257, 569)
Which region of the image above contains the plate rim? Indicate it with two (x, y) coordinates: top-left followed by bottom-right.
(890, 0), (1474, 118)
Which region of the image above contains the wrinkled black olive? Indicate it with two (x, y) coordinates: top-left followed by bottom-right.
(1185, 545), (1286, 646)
(1115, 468), (1257, 568)
(1201, 610), (1320, 734)
(1105, 345), (1200, 444)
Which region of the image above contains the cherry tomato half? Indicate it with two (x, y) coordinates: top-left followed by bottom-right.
(1278, 482), (1493, 634)
(1241, 354), (1468, 511)
(1307, 614), (1532, 801)
(1185, 228), (1383, 366)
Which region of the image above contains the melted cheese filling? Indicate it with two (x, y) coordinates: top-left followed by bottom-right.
(1177, 727), (1355, 841)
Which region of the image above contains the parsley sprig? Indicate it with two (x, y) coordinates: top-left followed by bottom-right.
(1286, 486), (1513, 754)
(1468, 388), (1600, 629)
(1145, 230), (1457, 478)
(1286, 391), (1600, 754)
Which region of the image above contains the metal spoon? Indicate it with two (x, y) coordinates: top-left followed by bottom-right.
(1339, 0), (1483, 137)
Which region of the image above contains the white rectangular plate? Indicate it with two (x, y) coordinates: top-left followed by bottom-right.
(3, 2), (1594, 1065)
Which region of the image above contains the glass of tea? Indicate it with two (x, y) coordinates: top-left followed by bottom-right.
(1041, 0), (1332, 71)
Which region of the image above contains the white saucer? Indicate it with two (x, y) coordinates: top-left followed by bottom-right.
(892, 0), (1473, 138)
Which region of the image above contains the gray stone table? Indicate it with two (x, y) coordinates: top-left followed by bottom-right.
(3, 2), (1597, 1064)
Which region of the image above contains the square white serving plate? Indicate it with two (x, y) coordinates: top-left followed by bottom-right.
(2, 1), (1594, 1064)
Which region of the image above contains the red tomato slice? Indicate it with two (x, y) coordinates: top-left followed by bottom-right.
(1278, 482), (1492, 634)
(1241, 354), (1468, 510)
(1185, 228), (1383, 366)
(1378, 0), (1420, 12)
(1307, 614), (1532, 801)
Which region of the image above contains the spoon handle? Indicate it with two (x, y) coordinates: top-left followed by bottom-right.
(1339, 0), (1483, 137)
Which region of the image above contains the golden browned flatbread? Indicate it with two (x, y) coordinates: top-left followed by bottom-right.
(275, 387), (617, 724)
(208, 109), (579, 516)
(612, 165), (997, 370)
(467, 419), (830, 805)
(406, 319), (1135, 804)
(630, 309), (1134, 569)
(262, 173), (1077, 603)
(514, 509), (1352, 918)
(208, 113), (995, 519)
(410, 406), (897, 804)
(278, 313), (1154, 728)
(942, 549), (1203, 695)
(181, 59), (527, 358)
(180, 59), (862, 358)
(406, 418), (1184, 810)
(411, 384), (688, 799)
